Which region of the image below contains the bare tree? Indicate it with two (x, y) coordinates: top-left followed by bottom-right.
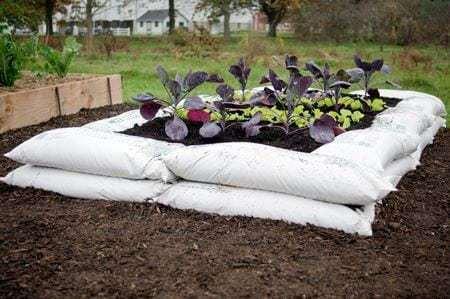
(169, 0), (175, 33)
(84, 0), (106, 52)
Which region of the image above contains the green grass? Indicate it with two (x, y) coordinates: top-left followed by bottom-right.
(67, 33), (449, 124)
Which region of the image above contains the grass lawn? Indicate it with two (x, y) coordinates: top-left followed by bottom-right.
(68, 33), (449, 124)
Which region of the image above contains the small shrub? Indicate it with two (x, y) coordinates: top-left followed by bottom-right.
(41, 37), (81, 78)
(0, 34), (22, 86)
(168, 27), (221, 57)
(96, 33), (129, 59)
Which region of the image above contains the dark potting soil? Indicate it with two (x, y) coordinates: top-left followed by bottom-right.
(121, 97), (401, 153)
(1, 103), (449, 298)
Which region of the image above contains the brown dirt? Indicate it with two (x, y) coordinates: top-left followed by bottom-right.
(122, 97), (401, 153)
(0, 104), (449, 298)
(0, 72), (97, 94)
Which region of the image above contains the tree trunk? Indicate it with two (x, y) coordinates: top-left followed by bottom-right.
(86, 0), (94, 53)
(223, 6), (231, 41)
(168, 0), (175, 34)
(268, 21), (277, 37)
(45, 0), (54, 36)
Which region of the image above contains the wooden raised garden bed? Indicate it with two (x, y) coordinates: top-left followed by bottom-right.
(0, 74), (122, 133)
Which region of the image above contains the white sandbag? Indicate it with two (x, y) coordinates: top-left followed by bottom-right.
(163, 142), (395, 205)
(313, 129), (420, 172)
(410, 116), (445, 161)
(383, 156), (419, 187)
(83, 109), (147, 132)
(351, 89), (446, 116)
(373, 107), (434, 135)
(396, 97), (446, 118)
(5, 127), (183, 182)
(1, 165), (170, 202)
(155, 181), (374, 236)
(382, 116), (444, 185)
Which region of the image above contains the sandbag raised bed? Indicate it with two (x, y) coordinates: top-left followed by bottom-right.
(2, 88), (446, 236)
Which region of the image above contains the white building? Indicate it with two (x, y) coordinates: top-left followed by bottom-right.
(52, 0), (254, 36)
(134, 9), (188, 35)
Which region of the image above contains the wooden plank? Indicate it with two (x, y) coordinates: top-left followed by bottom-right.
(108, 74), (123, 104)
(0, 75), (123, 134)
(0, 86), (58, 133)
(58, 77), (109, 115)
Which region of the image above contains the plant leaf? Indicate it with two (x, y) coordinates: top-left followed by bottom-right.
(216, 84), (234, 101)
(249, 89), (277, 107)
(167, 80), (181, 103)
(317, 113), (337, 127)
(268, 69), (286, 91)
(229, 64), (242, 80)
(242, 112), (262, 137)
(156, 65), (169, 85)
(345, 68), (364, 83)
(370, 59), (384, 72)
(206, 73), (224, 83)
(285, 55), (299, 71)
(335, 69), (351, 82)
(291, 75), (314, 97)
(185, 71), (208, 91)
(305, 61), (323, 78)
(329, 80), (351, 89)
(165, 116), (188, 141)
(199, 121), (222, 138)
(187, 109), (210, 123)
(354, 55), (372, 72)
(184, 96), (206, 110)
(333, 126), (346, 136)
(133, 93), (157, 103)
(140, 102), (161, 120)
(309, 123), (335, 144)
(381, 64), (391, 75)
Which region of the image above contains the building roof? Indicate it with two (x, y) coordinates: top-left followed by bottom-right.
(136, 9), (186, 22)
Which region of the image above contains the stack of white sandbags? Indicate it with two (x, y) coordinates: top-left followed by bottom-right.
(1, 127), (181, 202)
(343, 89), (447, 185)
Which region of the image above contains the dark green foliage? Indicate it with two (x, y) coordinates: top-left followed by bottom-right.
(41, 37), (81, 78)
(0, 33), (24, 87)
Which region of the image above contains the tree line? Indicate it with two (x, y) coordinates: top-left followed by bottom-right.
(1, 0), (447, 45)
(0, 0), (300, 38)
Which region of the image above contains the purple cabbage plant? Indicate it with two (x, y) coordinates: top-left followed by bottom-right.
(133, 65), (222, 141)
(305, 61), (352, 106)
(243, 55), (314, 137)
(229, 57), (251, 100)
(348, 55), (391, 98)
(183, 83), (252, 138)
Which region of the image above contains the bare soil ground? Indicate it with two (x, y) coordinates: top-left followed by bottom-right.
(1, 104), (449, 298)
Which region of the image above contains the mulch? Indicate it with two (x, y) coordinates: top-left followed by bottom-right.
(1, 104), (449, 298)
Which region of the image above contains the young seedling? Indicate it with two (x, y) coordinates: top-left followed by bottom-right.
(184, 83), (252, 138)
(229, 57), (251, 100)
(244, 55), (314, 136)
(305, 61), (352, 108)
(133, 65), (222, 141)
(348, 54), (391, 98)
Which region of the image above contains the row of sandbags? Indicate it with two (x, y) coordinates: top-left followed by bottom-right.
(1, 90), (446, 236)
